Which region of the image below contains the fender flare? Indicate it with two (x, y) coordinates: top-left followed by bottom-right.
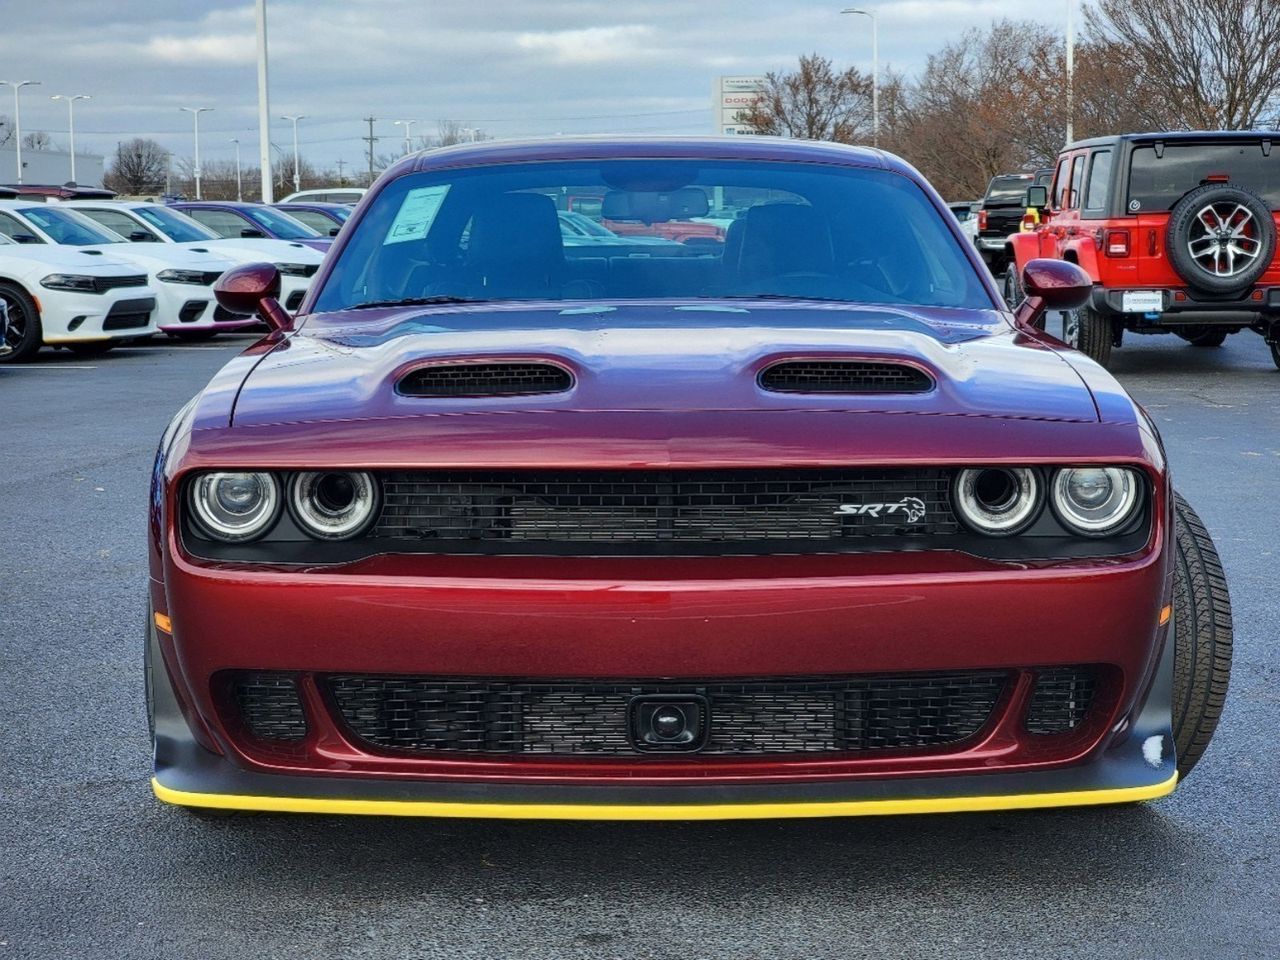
(1061, 236), (1102, 279)
(1004, 232), (1040, 274)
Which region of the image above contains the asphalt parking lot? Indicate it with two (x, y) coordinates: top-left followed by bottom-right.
(1, 330), (1276, 960)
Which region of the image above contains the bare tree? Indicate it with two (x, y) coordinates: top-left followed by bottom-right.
(22, 131), (54, 151)
(1088, 0), (1280, 129)
(0, 115), (11, 149)
(105, 138), (169, 195)
(740, 54), (872, 142)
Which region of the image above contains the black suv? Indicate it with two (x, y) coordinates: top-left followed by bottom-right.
(976, 170), (1052, 271)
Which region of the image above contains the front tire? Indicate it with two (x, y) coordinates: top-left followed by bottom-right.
(1269, 338), (1280, 371)
(0, 282), (43, 363)
(1063, 306), (1113, 366)
(1171, 492), (1233, 779)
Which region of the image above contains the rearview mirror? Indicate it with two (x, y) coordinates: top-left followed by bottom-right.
(602, 187), (710, 223)
(128, 230), (156, 243)
(12, 233), (40, 244)
(213, 262), (293, 333)
(1026, 185), (1049, 208)
(240, 227), (266, 239)
(329, 227), (340, 236)
(1014, 259), (1092, 329)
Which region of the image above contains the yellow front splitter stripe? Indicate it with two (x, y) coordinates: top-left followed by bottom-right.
(152, 771), (1178, 821)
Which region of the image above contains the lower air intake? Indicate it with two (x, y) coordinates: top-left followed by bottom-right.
(327, 672), (1008, 756)
(1025, 667), (1097, 734)
(232, 673), (307, 741)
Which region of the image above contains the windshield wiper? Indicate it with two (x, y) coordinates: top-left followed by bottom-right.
(349, 295), (492, 310)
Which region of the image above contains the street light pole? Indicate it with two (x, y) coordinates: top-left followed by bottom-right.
(393, 119), (418, 155)
(841, 8), (878, 147)
(1065, 0), (1075, 145)
(179, 106), (213, 199)
(229, 138), (243, 201)
(256, 0), (274, 203)
(50, 94), (90, 183)
(1, 80), (42, 184)
(282, 114), (305, 193)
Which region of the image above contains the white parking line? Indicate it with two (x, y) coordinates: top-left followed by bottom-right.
(6, 365), (99, 370)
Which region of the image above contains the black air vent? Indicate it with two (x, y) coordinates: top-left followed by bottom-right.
(398, 362), (573, 398)
(760, 360), (933, 394)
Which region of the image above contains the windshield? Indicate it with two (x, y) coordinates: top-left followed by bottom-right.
(984, 178), (1033, 204)
(242, 206), (322, 239)
(313, 159), (991, 313)
(20, 206), (124, 245)
(133, 205), (219, 242)
(1128, 142), (1280, 211)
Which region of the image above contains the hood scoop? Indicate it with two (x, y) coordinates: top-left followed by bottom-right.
(759, 359), (934, 395)
(397, 361), (574, 398)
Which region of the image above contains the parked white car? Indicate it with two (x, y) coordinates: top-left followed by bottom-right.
(0, 200), (252, 341)
(0, 233), (160, 362)
(279, 187), (366, 204)
(947, 201), (981, 245)
(61, 200), (323, 321)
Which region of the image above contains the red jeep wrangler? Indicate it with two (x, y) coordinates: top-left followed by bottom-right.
(1005, 132), (1280, 369)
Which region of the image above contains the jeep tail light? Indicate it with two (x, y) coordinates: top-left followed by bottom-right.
(1105, 229), (1130, 258)
(978, 209), (988, 231)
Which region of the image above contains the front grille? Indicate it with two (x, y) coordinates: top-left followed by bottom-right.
(1025, 667), (1097, 734)
(92, 274), (148, 294)
(372, 469), (958, 551)
(102, 297), (155, 331)
(328, 672), (1008, 756)
(760, 360), (933, 394)
(232, 673), (307, 741)
(398, 362), (573, 398)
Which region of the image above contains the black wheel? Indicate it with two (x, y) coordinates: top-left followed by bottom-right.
(1063, 305), (1113, 366)
(65, 341), (116, 357)
(1269, 338), (1280, 371)
(0, 282), (43, 363)
(1166, 182), (1275, 295)
(1177, 327), (1228, 347)
(168, 329), (219, 342)
(1002, 264), (1029, 313)
(1171, 492), (1233, 779)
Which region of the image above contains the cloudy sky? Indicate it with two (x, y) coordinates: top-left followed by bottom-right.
(2, 0), (1074, 171)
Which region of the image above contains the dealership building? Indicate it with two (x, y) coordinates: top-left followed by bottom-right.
(0, 146), (105, 188)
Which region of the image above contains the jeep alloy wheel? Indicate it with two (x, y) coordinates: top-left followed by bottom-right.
(1167, 183), (1275, 294)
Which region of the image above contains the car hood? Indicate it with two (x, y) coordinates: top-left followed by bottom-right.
(80, 244), (238, 273)
(169, 238), (325, 264)
(0, 244), (142, 272)
(225, 302), (1103, 430)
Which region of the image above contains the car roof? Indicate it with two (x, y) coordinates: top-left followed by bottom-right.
(387, 136), (898, 179)
(1065, 130), (1280, 151)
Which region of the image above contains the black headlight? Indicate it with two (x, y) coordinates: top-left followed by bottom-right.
(273, 262), (314, 277)
(157, 268), (210, 285)
(40, 274), (100, 292)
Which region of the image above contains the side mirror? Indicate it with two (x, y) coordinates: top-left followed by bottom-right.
(1025, 185), (1049, 208)
(1014, 259), (1092, 328)
(240, 227), (266, 239)
(128, 230), (156, 243)
(213, 262), (293, 333)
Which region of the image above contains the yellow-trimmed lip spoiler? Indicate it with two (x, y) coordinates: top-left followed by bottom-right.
(153, 772), (1177, 821)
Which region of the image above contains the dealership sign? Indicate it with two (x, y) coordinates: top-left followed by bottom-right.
(715, 76), (765, 135)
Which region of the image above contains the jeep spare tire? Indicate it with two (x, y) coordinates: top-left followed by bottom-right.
(1166, 182), (1275, 295)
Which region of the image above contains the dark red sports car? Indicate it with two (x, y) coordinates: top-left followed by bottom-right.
(148, 137), (1232, 820)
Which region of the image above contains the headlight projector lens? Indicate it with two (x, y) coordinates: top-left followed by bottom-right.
(289, 471), (379, 540)
(953, 467), (1041, 535)
(1052, 467), (1140, 535)
(190, 472), (280, 542)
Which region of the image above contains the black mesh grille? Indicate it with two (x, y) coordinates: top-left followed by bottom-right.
(398, 362), (573, 398)
(233, 673), (307, 741)
(327, 672), (1008, 756)
(372, 469), (958, 551)
(92, 274), (148, 294)
(760, 360), (933, 394)
(1025, 667), (1097, 735)
(101, 297), (155, 331)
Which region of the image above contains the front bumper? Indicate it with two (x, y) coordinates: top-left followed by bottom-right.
(149, 615), (1179, 819)
(152, 532), (1178, 818)
(40, 291), (159, 343)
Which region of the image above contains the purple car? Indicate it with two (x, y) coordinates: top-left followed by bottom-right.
(170, 201), (332, 252)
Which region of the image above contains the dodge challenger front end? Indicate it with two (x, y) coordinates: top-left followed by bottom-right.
(146, 137), (1231, 820)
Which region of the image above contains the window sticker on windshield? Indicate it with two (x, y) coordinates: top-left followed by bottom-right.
(384, 185), (450, 245)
